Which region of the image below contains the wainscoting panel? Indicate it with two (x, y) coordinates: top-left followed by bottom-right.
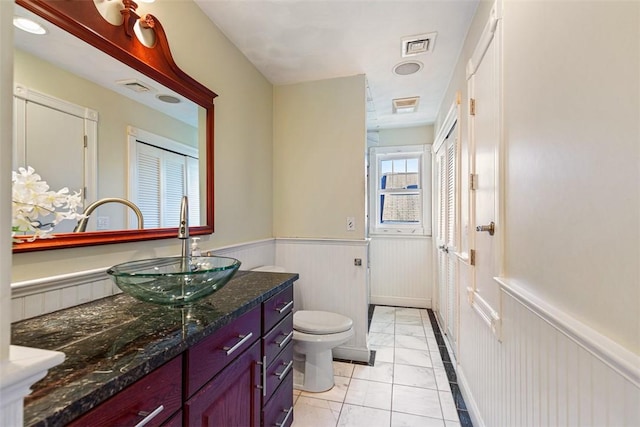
(369, 236), (433, 308)
(11, 239), (276, 322)
(456, 274), (640, 427)
(275, 238), (370, 362)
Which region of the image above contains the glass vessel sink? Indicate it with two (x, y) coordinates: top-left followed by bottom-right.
(107, 256), (241, 307)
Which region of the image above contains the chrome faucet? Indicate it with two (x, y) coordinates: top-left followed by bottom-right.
(73, 197), (144, 232)
(178, 196), (189, 259)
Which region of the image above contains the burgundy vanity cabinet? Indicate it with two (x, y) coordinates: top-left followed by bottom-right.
(67, 356), (182, 427)
(261, 285), (295, 427)
(184, 340), (262, 426)
(184, 305), (262, 426)
(64, 284), (295, 427)
(185, 305), (262, 397)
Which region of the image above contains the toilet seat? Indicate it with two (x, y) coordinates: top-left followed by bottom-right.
(294, 310), (353, 334)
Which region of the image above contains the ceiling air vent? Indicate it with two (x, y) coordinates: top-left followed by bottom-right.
(116, 78), (155, 93)
(392, 96), (420, 114)
(401, 32), (437, 57)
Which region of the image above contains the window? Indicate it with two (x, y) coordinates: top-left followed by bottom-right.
(127, 127), (200, 228)
(369, 145), (431, 235)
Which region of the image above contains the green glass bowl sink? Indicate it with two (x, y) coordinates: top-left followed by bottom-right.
(107, 256), (241, 307)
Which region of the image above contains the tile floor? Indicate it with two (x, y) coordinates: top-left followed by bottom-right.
(291, 305), (472, 427)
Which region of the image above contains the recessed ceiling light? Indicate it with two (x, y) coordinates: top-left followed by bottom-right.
(13, 17), (47, 35)
(157, 94), (181, 104)
(393, 61), (423, 76)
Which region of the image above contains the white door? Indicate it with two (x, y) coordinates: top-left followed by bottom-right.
(435, 124), (458, 353)
(18, 102), (85, 233)
(13, 85), (98, 232)
(467, 5), (502, 333)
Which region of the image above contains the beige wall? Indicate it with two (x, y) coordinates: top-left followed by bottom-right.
(15, 50), (199, 229)
(436, 0), (639, 357)
(376, 125), (434, 147)
(502, 0), (639, 354)
(273, 75), (367, 239)
(11, 0), (274, 281)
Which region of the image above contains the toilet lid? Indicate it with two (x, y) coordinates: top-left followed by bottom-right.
(294, 310), (353, 334)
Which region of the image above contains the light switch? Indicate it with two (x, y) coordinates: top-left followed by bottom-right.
(97, 216), (110, 230)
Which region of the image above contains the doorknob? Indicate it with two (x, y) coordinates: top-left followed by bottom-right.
(476, 222), (495, 236)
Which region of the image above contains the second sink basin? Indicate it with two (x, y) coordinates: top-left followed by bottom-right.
(107, 256), (241, 307)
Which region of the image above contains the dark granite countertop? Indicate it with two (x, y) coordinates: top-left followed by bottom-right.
(11, 270), (298, 427)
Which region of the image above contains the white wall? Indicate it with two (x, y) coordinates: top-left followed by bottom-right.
(435, 0), (640, 425)
(0, 0), (13, 360)
(275, 238), (370, 362)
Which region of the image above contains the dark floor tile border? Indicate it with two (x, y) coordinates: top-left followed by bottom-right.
(369, 305), (473, 427)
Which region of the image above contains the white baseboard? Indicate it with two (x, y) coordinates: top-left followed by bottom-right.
(456, 365), (485, 427)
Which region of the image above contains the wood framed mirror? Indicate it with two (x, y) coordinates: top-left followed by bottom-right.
(13, 0), (216, 253)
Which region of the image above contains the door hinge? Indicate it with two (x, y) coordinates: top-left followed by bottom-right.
(470, 98), (476, 116)
(470, 173), (478, 190)
(469, 249), (476, 266)
(83, 135), (88, 148)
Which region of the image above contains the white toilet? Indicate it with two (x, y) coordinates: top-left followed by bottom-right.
(251, 265), (354, 393)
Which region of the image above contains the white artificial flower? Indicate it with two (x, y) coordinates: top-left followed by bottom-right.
(12, 166), (85, 243)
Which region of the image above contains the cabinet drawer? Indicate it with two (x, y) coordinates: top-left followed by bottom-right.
(264, 342), (293, 404)
(186, 305), (261, 397)
(262, 370), (294, 427)
(68, 356), (182, 427)
(262, 312), (293, 367)
(263, 285), (294, 333)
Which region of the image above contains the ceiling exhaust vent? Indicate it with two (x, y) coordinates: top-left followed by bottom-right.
(392, 96), (420, 114)
(116, 78), (155, 93)
(401, 32), (437, 57)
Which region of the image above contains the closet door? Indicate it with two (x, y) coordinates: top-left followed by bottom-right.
(435, 124), (458, 355)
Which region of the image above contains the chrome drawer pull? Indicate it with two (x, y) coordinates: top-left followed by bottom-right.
(261, 355), (267, 397)
(276, 300), (293, 314)
(223, 332), (253, 355)
(275, 360), (294, 381)
(275, 406), (294, 427)
(275, 330), (294, 348)
(135, 405), (164, 427)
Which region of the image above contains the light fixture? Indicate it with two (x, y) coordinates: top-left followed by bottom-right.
(392, 97), (420, 114)
(13, 16), (47, 35)
(393, 61), (423, 76)
(157, 94), (181, 104)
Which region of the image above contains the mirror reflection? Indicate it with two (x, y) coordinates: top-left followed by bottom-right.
(13, 4), (207, 236)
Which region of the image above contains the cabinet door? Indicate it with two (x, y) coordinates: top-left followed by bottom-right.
(67, 357), (182, 427)
(185, 341), (261, 427)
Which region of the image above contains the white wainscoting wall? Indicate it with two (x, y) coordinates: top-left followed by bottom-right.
(275, 238), (370, 363)
(369, 235), (432, 308)
(456, 272), (640, 427)
(11, 238), (277, 322)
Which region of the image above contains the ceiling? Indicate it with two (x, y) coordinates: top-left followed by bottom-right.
(194, 0), (479, 130)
